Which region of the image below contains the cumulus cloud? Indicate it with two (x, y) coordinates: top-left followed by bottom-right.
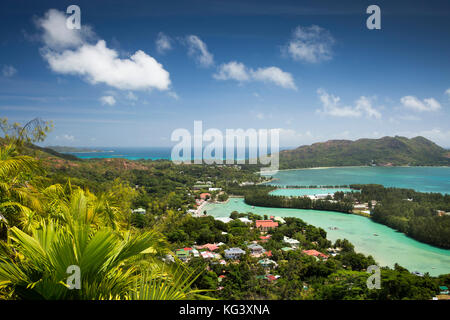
(213, 61), (249, 82)
(100, 95), (116, 106)
(400, 96), (441, 112)
(2, 65), (17, 77)
(251, 67), (296, 90)
(316, 89), (381, 118)
(283, 25), (335, 63)
(168, 91), (179, 100)
(55, 134), (75, 142)
(156, 32), (173, 54)
(36, 9), (94, 50)
(277, 128), (314, 146)
(185, 35), (214, 67)
(36, 9), (171, 91)
(213, 61), (296, 90)
(126, 91), (138, 101)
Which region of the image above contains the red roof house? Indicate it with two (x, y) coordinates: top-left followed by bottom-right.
(255, 220), (279, 231)
(302, 249), (329, 259)
(196, 243), (219, 251)
(200, 193), (211, 200)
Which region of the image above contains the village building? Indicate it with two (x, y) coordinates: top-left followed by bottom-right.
(255, 220), (279, 232)
(303, 249), (329, 259)
(200, 192), (211, 200)
(131, 207), (146, 214)
(238, 217), (252, 224)
(283, 236), (300, 248)
(196, 243), (219, 251)
(258, 258), (278, 268)
(215, 217), (233, 223)
(200, 251), (215, 259)
(224, 247), (245, 259)
(274, 216), (286, 224)
(247, 243), (265, 256)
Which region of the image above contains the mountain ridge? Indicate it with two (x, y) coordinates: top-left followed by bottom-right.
(279, 135), (450, 169)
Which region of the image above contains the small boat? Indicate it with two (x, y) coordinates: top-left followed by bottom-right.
(373, 233), (379, 236)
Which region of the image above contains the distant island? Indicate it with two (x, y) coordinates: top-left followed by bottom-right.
(46, 146), (108, 153)
(279, 136), (450, 169)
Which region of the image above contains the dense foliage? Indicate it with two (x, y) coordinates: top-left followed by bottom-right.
(350, 184), (450, 248)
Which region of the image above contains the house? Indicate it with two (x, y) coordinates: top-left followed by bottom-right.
(224, 247), (245, 259)
(281, 247), (293, 252)
(131, 208), (146, 214)
(175, 248), (192, 261)
(200, 251), (215, 259)
(283, 236), (300, 247)
(303, 249), (329, 259)
(238, 217), (252, 224)
(264, 250), (273, 257)
(215, 217), (233, 223)
(208, 187), (222, 192)
(258, 258), (278, 268)
(274, 216), (286, 224)
(247, 243), (265, 255)
(200, 193), (211, 200)
(196, 243), (219, 251)
(266, 274), (279, 282)
(259, 235), (271, 242)
(440, 286), (449, 295)
(191, 249), (200, 257)
(255, 220), (278, 232)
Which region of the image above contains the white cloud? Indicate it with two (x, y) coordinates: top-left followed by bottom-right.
(277, 128), (314, 146)
(396, 128), (450, 147)
(283, 25), (335, 63)
(251, 67), (296, 90)
(168, 91), (179, 100)
(185, 35), (214, 67)
(100, 95), (116, 106)
(213, 61), (249, 81)
(55, 134), (75, 142)
(445, 88), (450, 97)
(37, 9), (171, 91)
(126, 91), (138, 101)
(156, 32), (173, 54)
(213, 61), (296, 90)
(316, 89), (381, 119)
(2, 65), (17, 77)
(400, 96), (441, 112)
(36, 9), (93, 50)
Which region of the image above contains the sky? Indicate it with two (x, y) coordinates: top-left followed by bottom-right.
(0, 0), (449, 148)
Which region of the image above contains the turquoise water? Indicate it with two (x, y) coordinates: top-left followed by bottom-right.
(204, 198), (450, 276)
(270, 188), (354, 197)
(264, 167), (450, 194)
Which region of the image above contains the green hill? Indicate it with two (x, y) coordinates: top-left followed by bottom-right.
(279, 136), (450, 169)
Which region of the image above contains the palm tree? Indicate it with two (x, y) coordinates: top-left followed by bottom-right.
(0, 219), (168, 299)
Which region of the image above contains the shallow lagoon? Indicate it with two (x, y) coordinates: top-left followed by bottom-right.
(204, 198), (450, 276)
(264, 166), (450, 194)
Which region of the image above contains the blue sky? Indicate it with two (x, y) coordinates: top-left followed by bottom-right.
(0, 0), (449, 148)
